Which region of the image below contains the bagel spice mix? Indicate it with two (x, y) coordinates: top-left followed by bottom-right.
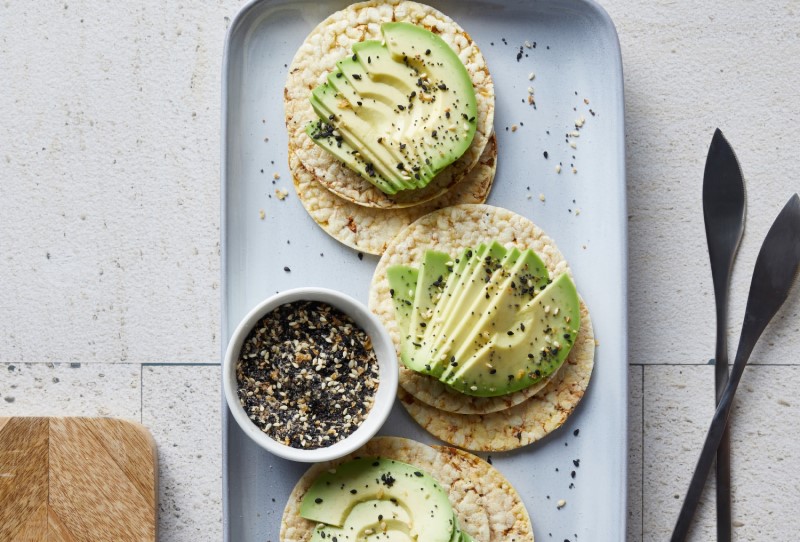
(236, 300), (379, 449)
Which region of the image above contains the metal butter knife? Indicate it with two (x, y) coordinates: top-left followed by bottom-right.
(703, 128), (746, 541)
(672, 193), (800, 541)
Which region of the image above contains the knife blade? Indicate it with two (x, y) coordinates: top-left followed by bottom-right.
(703, 128), (746, 542)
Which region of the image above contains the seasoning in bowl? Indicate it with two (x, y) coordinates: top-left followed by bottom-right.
(235, 300), (380, 450)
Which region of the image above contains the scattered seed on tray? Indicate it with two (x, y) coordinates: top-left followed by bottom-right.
(236, 301), (379, 449)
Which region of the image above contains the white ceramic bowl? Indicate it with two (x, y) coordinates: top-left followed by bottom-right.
(223, 287), (398, 462)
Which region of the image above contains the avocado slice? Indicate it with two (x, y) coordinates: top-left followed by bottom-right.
(301, 458), (456, 542)
(446, 272), (581, 396)
(310, 81), (414, 192)
(387, 244), (581, 397)
(387, 265), (419, 346)
(310, 500), (413, 542)
(407, 250), (453, 343)
(324, 61), (417, 190)
(437, 246), (528, 383)
(439, 248), (550, 383)
(420, 242), (507, 375)
(400, 244), (487, 374)
(307, 22), (478, 195)
(351, 41), (438, 183)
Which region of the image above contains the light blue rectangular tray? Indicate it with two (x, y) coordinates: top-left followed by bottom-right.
(222, 1), (627, 540)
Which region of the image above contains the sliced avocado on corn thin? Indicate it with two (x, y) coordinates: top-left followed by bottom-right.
(302, 457), (469, 542)
(307, 22), (478, 195)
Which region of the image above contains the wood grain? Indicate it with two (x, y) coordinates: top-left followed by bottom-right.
(0, 417), (157, 541)
(0, 417), (49, 541)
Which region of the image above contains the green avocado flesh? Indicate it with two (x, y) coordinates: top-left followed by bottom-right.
(301, 457), (463, 542)
(307, 22), (478, 195)
(386, 245), (580, 397)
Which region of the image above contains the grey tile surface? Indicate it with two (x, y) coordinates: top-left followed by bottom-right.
(142, 365), (222, 542)
(0, 362), (140, 418)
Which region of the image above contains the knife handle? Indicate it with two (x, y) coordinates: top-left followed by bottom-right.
(715, 356), (732, 542)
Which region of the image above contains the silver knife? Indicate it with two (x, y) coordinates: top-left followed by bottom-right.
(703, 128), (745, 541)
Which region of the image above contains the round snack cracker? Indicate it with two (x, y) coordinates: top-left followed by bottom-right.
(292, 135), (497, 255)
(368, 204), (595, 448)
(285, 0), (495, 209)
(399, 301), (594, 451)
(280, 436), (490, 542)
(433, 445), (534, 542)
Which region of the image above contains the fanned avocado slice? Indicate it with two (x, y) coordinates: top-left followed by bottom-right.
(437, 246), (526, 383)
(310, 81), (413, 192)
(403, 243), (491, 375)
(440, 248), (550, 382)
(305, 120), (399, 195)
(420, 242), (507, 375)
(387, 243), (581, 397)
(310, 500), (413, 542)
(306, 22), (478, 195)
(447, 272), (580, 396)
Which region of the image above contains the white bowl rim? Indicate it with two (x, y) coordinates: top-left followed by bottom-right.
(223, 287), (398, 463)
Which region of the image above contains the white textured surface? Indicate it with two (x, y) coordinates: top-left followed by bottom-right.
(142, 365), (222, 541)
(608, 0), (800, 366)
(0, 1), (235, 364)
(628, 365), (643, 541)
(644, 365), (800, 540)
(644, 365), (717, 541)
(0, 362), (140, 418)
(2, 0), (800, 540)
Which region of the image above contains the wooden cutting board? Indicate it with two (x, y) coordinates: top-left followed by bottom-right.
(0, 417), (157, 541)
